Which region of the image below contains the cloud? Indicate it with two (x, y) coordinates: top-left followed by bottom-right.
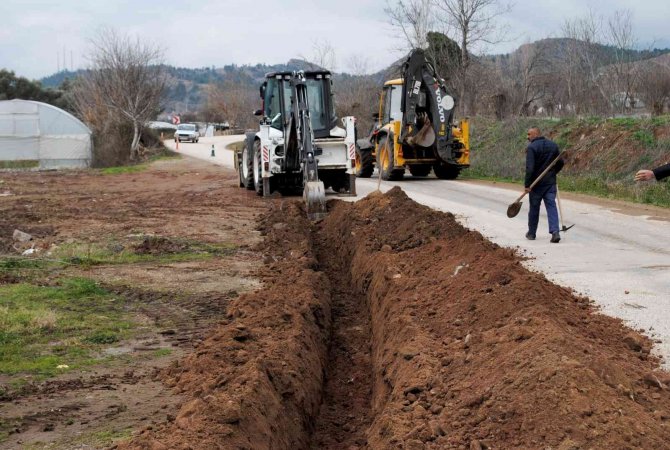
(1, 0), (668, 79)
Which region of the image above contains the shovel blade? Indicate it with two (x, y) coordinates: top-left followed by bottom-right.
(304, 181), (327, 221)
(507, 201), (522, 218)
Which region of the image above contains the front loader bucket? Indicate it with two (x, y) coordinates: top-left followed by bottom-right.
(304, 181), (327, 221)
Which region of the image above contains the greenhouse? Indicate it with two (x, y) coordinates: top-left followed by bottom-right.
(0, 99), (92, 169)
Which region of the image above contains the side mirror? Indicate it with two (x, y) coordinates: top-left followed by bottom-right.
(253, 109), (263, 116)
(259, 83), (266, 99)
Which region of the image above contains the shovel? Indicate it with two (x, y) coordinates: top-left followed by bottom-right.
(507, 152), (564, 218)
(556, 186), (575, 232)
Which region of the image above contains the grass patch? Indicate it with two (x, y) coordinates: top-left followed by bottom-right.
(0, 160), (39, 169)
(609, 117), (638, 129)
(72, 427), (134, 447)
(99, 164), (148, 175)
(51, 237), (235, 267)
(99, 149), (181, 175)
(153, 348), (173, 357)
(632, 129), (656, 147)
(0, 278), (135, 376)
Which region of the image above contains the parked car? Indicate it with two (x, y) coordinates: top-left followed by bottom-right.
(174, 124), (200, 143)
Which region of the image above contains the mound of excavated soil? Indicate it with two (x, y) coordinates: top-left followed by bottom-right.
(117, 187), (670, 450)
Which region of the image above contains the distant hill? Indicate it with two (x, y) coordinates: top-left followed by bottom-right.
(39, 37), (670, 116)
(486, 37), (670, 72)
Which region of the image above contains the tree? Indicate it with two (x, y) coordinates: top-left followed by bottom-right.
(0, 69), (72, 111)
(386, 0), (434, 50)
(73, 29), (165, 161)
(337, 56), (380, 134)
(606, 10), (639, 113)
(433, 0), (511, 115)
(204, 80), (257, 130)
(638, 61), (670, 116)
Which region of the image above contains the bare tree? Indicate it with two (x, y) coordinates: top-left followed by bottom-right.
(299, 39), (338, 72)
(638, 60), (670, 116)
(385, 0), (434, 50)
(511, 41), (550, 115)
(204, 81), (258, 130)
(434, 0), (511, 114)
(74, 29), (165, 161)
(336, 55), (380, 134)
(562, 12), (611, 114)
(606, 10), (639, 113)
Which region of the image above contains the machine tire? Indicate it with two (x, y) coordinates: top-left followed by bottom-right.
(235, 153), (244, 187)
(377, 135), (404, 181)
(408, 165), (432, 177)
(241, 140), (254, 190)
(252, 139), (264, 196)
(355, 147), (374, 178)
(433, 164), (461, 180)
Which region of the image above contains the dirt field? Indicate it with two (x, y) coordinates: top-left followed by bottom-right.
(3, 158), (670, 449)
(0, 158), (263, 449)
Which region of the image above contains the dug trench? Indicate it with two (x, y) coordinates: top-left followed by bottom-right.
(119, 187), (670, 449)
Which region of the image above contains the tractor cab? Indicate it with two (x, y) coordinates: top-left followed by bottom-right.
(259, 71), (338, 139)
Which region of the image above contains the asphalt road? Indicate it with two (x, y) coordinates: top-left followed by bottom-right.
(166, 135), (670, 366)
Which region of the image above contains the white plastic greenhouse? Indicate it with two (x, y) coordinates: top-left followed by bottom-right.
(0, 99), (92, 169)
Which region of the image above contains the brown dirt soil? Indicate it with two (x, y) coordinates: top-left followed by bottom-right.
(0, 158), (264, 449)
(118, 186), (670, 450)
(550, 121), (669, 175)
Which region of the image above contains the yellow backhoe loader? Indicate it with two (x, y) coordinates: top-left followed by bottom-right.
(356, 49), (470, 180)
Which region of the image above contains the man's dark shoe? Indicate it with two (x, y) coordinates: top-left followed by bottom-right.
(550, 232), (561, 243)
(525, 232), (536, 240)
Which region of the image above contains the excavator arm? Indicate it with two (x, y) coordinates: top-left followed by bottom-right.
(399, 49), (458, 163)
(288, 71), (327, 220)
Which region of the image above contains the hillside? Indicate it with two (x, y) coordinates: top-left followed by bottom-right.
(37, 37), (670, 116)
(470, 115), (670, 207)
(486, 38), (670, 69)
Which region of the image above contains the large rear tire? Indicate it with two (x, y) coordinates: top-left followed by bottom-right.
(355, 147), (374, 178)
(408, 165), (432, 177)
(252, 140), (264, 196)
(377, 135), (404, 181)
(433, 164), (461, 180)
(241, 140), (254, 190)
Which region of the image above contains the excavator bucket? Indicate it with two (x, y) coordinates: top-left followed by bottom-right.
(407, 114), (436, 147)
(304, 180), (327, 220)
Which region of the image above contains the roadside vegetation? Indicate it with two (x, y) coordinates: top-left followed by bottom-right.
(99, 147), (180, 175)
(468, 115), (670, 207)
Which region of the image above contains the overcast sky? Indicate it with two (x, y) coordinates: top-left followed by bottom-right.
(1, 0), (669, 80)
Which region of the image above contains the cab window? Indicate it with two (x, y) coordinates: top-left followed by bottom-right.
(264, 78), (283, 130)
(388, 85), (403, 123)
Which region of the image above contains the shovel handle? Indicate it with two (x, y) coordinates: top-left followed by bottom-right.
(513, 191), (527, 203)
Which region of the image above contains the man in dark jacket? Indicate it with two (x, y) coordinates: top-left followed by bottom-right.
(524, 127), (564, 243)
(634, 163), (670, 182)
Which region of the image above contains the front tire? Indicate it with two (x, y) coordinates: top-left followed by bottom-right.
(355, 147), (374, 178)
(377, 135), (404, 181)
(241, 140), (254, 190)
(252, 140), (264, 196)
